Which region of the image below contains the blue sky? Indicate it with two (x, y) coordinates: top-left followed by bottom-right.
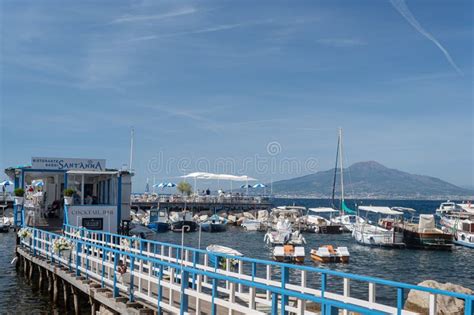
(0, 0), (472, 191)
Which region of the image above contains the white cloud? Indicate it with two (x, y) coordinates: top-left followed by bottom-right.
(110, 7), (197, 24)
(390, 0), (463, 75)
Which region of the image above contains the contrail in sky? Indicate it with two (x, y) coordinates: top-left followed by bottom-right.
(390, 0), (463, 75)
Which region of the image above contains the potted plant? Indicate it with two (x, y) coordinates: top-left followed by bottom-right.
(64, 189), (75, 205)
(17, 227), (32, 242)
(52, 236), (72, 259)
(14, 188), (25, 205)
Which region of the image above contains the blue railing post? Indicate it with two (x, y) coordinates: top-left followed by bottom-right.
(281, 266), (289, 315)
(271, 293), (278, 315)
(75, 239), (82, 276)
(113, 252), (119, 298)
(397, 287), (404, 315)
(101, 248), (106, 287)
(321, 273), (327, 314)
(33, 229), (37, 256)
(157, 264), (163, 314)
(252, 262), (257, 281)
(192, 251), (198, 289)
(465, 297), (473, 315)
(129, 256), (135, 301)
(211, 278), (218, 315)
(180, 270), (189, 315)
(85, 243), (90, 279)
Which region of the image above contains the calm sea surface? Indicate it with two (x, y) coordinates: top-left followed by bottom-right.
(0, 199), (472, 313)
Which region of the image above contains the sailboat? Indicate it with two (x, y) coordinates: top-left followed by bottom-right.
(308, 128), (357, 233)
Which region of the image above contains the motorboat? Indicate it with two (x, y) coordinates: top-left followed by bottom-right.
(436, 201), (458, 216)
(310, 245), (350, 263)
(457, 202), (474, 214)
(200, 214), (227, 232)
(273, 244), (305, 263)
(0, 205), (10, 233)
(206, 245), (243, 270)
(306, 208), (344, 234)
(129, 224), (156, 239)
(330, 214), (360, 232)
(352, 206), (405, 248)
(270, 206), (306, 229)
(170, 210), (198, 232)
(147, 208), (170, 232)
(241, 219), (262, 231)
(440, 213), (474, 248)
(394, 214), (453, 250)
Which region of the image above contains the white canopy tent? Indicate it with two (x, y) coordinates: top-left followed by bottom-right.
(180, 172), (257, 194)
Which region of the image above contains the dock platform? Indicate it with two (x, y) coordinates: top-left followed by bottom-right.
(15, 225), (474, 315)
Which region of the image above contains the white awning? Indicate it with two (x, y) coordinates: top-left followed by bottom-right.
(308, 207), (339, 213)
(359, 206), (403, 215)
(181, 172), (256, 181)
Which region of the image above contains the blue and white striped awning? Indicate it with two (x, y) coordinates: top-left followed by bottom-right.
(0, 180), (13, 187)
(32, 180), (44, 187)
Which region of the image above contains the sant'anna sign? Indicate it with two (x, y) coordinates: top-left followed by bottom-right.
(31, 157), (106, 171)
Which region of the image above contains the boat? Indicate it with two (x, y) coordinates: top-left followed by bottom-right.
(310, 245), (350, 263)
(200, 214), (227, 232)
(331, 214), (360, 233)
(241, 218), (261, 231)
(306, 208), (344, 234)
(352, 206), (405, 248)
(206, 245), (243, 270)
(147, 208), (170, 232)
(129, 224), (156, 239)
(0, 204), (10, 233)
(317, 128), (359, 232)
(170, 210), (198, 232)
(394, 214), (453, 250)
(457, 202), (474, 214)
(264, 221), (306, 246)
(270, 206), (306, 229)
(435, 201), (458, 216)
(273, 244), (305, 263)
(440, 213), (474, 248)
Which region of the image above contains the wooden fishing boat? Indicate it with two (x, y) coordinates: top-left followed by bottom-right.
(394, 214), (453, 250)
(310, 245), (350, 263)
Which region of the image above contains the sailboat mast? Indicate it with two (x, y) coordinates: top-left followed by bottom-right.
(129, 127), (135, 172)
(339, 128), (345, 213)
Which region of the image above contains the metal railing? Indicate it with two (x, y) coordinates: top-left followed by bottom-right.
(19, 224), (473, 315)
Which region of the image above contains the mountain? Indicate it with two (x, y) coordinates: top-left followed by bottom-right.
(270, 161), (473, 199)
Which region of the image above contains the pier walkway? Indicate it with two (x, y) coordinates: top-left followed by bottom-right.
(16, 225), (474, 315)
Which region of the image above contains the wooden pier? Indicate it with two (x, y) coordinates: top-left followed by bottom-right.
(15, 225), (474, 315)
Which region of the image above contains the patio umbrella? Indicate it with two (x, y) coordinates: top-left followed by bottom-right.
(0, 180), (13, 187)
(153, 182), (166, 188)
(252, 183), (266, 188)
(240, 184), (253, 189)
(32, 180), (44, 187)
(165, 182), (177, 187)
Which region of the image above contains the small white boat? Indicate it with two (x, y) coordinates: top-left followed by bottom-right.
(352, 206), (405, 248)
(241, 219), (261, 231)
(436, 201), (458, 216)
(273, 244), (305, 263)
(206, 244), (243, 257)
(206, 245), (243, 269)
(311, 245), (350, 263)
(331, 214), (360, 232)
(129, 224), (156, 239)
(440, 213), (474, 248)
(306, 208), (344, 234)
